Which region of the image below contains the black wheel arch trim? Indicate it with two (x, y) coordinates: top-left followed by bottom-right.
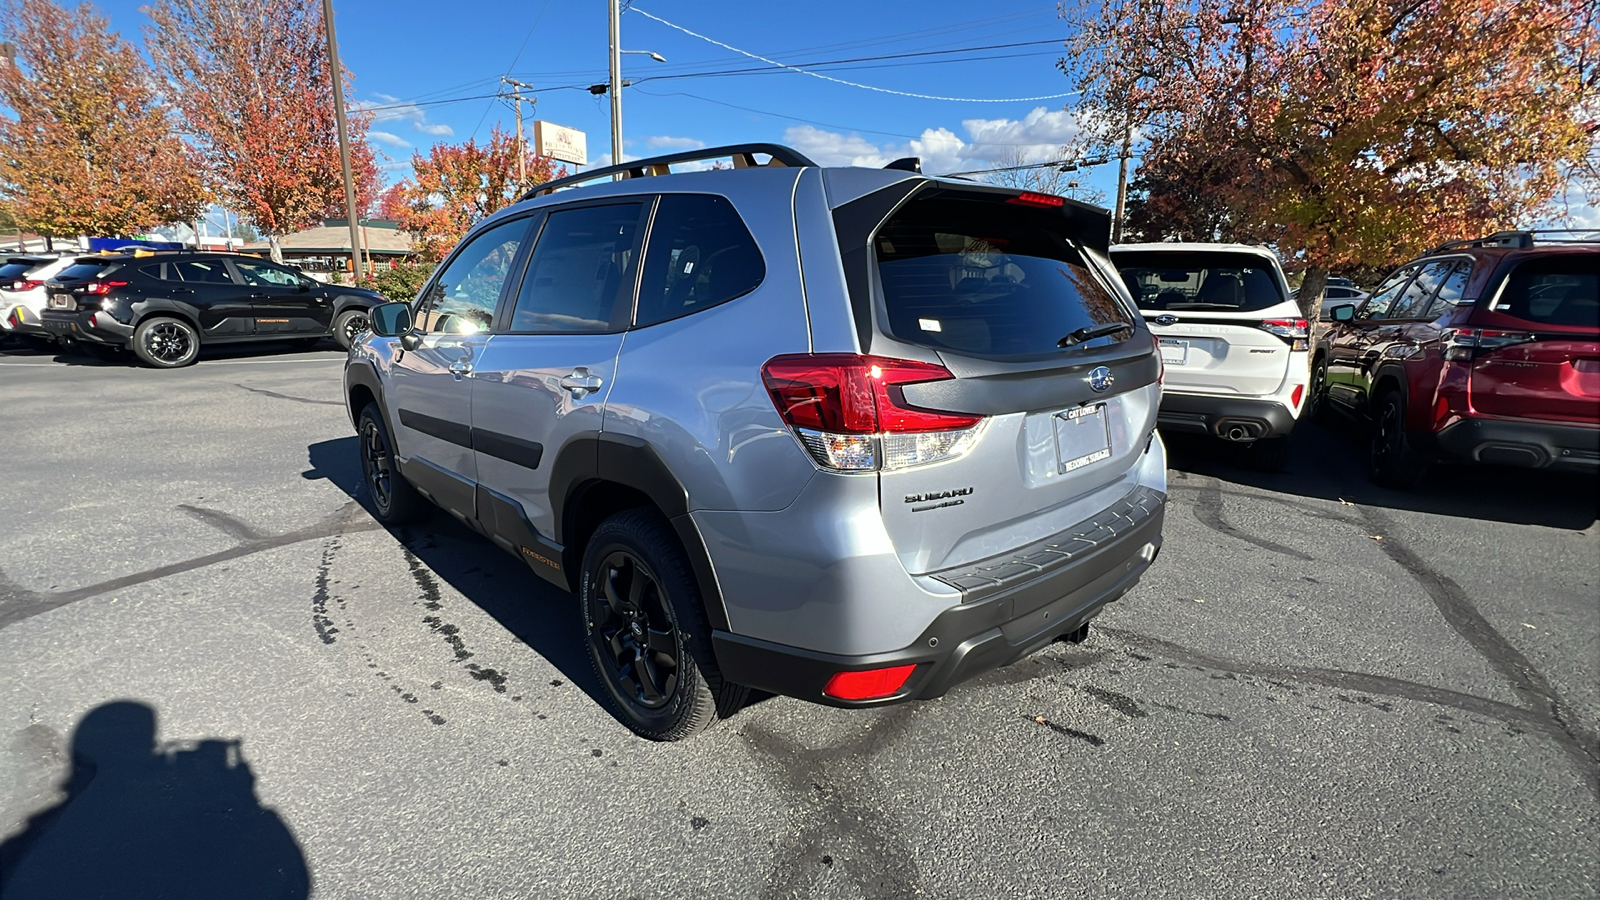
(548, 434), (728, 631)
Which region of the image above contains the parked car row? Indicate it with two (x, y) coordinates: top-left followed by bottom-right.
(2, 248), (386, 366)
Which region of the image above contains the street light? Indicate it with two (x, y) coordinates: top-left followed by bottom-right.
(607, 0), (665, 167)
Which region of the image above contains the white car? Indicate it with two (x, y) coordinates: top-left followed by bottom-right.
(1, 255), (76, 347)
(1292, 283), (1371, 318)
(1110, 242), (1311, 470)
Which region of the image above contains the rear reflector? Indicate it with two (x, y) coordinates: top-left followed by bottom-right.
(823, 665), (918, 701)
(1291, 384), (1304, 408)
(1006, 191), (1065, 208)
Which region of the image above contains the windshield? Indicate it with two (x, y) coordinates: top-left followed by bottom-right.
(1113, 251), (1286, 313)
(874, 196), (1132, 357)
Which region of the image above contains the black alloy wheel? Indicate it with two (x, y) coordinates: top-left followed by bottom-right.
(333, 308), (370, 350)
(1368, 390), (1427, 489)
(357, 404), (423, 524)
(1306, 357), (1329, 421)
(132, 317), (199, 368)
(590, 550), (681, 710)
(580, 509), (746, 741)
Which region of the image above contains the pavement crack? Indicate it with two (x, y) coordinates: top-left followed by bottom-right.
(234, 383), (342, 406)
(311, 537), (343, 644)
(1189, 478), (1314, 561)
(177, 503), (266, 542)
(0, 501), (382, 631)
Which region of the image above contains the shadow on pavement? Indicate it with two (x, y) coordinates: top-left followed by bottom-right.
(5, 338), (338, 367)
(0, 700), (309, 900)
(303, 436), (614, 714)
(1164, 418), (1598, 530)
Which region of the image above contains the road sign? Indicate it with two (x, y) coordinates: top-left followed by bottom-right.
(533, 121), (587, 166)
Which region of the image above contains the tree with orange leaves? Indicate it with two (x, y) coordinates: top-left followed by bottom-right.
(0, 0), (207, 241)
(1060, 0), (1598, 314)
(145, 0), (379, 263)
(390, 126), (563, 260)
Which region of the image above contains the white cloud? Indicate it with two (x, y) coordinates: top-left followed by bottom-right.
(369, 131), (409, 148)
(415, 122), (454, 137)
(356, 92), (452, 141)
(646, 135), (705, 150)
(782, 108), (1090, 177)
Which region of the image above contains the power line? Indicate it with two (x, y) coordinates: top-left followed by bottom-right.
(628, 7), (1080, 103)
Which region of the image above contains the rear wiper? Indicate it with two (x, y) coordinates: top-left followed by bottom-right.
(1058, 321), (1132, 347)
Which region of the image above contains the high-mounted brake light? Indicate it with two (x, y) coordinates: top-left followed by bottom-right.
(823, 665), (918, 701)
(83, 280), (128, 295)
(763, 353), (986, 472)
(1443, 328), (1535, 362)
(1006, 191), (1065, 208)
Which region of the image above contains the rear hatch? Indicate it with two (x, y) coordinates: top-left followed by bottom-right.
(1464, 253), (1600, 424)
(1111, 249), (1299, 396)
(782, 183), (1159, 575)
(0, 257), (54, 299)
(44, 259), (125, 311)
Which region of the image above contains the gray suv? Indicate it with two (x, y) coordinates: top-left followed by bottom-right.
(344, 144), (1168, 741)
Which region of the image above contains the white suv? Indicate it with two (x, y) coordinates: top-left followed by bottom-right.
(1, 255), (76, 348)
(1111, 243), (1310, 470)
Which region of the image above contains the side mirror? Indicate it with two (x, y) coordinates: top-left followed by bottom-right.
(369, 301), (412, 337)
(1331, 303), (1356, 323)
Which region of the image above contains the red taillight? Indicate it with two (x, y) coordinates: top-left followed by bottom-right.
(1443, 328), (1535, 361)
(1006, 191), (1065, 208)
(17, 279), (42, 290)
(83, 280), (128, 295)
(823, 665), (918, 701)
(763, 354), (985, 471)
(1260, 317), (1309, 351)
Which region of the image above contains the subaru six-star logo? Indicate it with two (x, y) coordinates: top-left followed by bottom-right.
(1088, 366), (1114, 392)
(1153, 314), (1179, 326)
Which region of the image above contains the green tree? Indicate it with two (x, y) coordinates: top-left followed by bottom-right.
(0, 0), (207, 240)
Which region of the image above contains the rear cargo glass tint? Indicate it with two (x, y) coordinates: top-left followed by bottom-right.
(0, 262), (35, 281)
(874, 196), (1131, 356)
(1114, 251), (1286, 313)
(54, 261), (118, 282)
(1494, 257), (1598, 328)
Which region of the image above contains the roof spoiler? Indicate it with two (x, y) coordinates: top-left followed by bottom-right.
(521, 143), (818, 200)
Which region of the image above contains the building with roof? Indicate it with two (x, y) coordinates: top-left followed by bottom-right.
(240, 219), (414, 275)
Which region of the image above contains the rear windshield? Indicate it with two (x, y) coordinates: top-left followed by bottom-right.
(1113, 251), (1286, 313)
(874, 196), (1131, 356)
(1494, 256), (1598, 328)
(0, 262), (36, 281)
(55, 261), (119, 283)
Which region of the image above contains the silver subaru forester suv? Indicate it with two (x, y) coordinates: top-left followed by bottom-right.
(345, 144), (1168, 741)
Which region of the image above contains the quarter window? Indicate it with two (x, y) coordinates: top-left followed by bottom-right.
(416, 218), (530, 335)
(507, 203), (642, 334)
(635, 194), (764, 327)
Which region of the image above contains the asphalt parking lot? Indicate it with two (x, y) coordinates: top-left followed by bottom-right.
(1, 340), (1596, 899)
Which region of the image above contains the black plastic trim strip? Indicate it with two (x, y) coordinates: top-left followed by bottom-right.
(472, 429), (545, 470)
(399, 409), (472, 448)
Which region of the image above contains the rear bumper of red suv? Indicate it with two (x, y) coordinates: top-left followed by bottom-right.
(1427, 416), (1600, 472)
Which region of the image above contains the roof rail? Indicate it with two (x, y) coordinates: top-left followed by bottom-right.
(521, 143), (818, 200)
(1427, 229), (1600, 254)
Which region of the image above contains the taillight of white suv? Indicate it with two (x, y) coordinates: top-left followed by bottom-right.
(762, 353), (987, 472)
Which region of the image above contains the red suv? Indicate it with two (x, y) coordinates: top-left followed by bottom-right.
(1312, 231), (1598, 488)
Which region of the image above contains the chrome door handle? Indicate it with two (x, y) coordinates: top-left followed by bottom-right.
(559, 367), (603, 398)
(448, 358), (473, 377)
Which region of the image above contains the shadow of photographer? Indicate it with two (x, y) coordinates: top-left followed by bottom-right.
(0, 701), (309, 900)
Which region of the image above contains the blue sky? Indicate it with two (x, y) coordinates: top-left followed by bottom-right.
(90, 0), (1597, 228)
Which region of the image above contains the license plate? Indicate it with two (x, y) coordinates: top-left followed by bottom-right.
(1054, 404), (1112, 474)
(49, 293), (74, 310)
(1159, 338), (1188, 365)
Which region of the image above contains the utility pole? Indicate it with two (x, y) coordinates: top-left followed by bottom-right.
(502, 77), (537, 185)
(1112, 119), (1133, 244)
(608, 0), (623, 168)
(322, 0), (364, 280)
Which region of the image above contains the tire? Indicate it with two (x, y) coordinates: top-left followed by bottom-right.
(1306, 356), (1330, 422)
(132, 316), (200, 368)
(1368, 390), (1428, 489)
(357, 403), (425, 525)
(580, 509), (747, 741)
(332, 308), (370, 350)
(1248, 436), (1291, 472)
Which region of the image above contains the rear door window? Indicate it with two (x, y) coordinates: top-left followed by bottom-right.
(172, 260), (235, 284)
(875, 195), (1132, 356)
(1114, 251), (1286, 313)
(506, 203), (642, 334)
(1493, 257), (1599, 327)
(1421, 261), (1471, 318)
(634, 194), (763, 327)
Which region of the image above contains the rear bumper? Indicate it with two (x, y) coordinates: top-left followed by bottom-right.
(5, 304), (51, 338)
(40, 309), (133, 345)
(1428, 416), (1600, 472)
(1156, 392), (1298, 440)
(712, 486), (1165, 707)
